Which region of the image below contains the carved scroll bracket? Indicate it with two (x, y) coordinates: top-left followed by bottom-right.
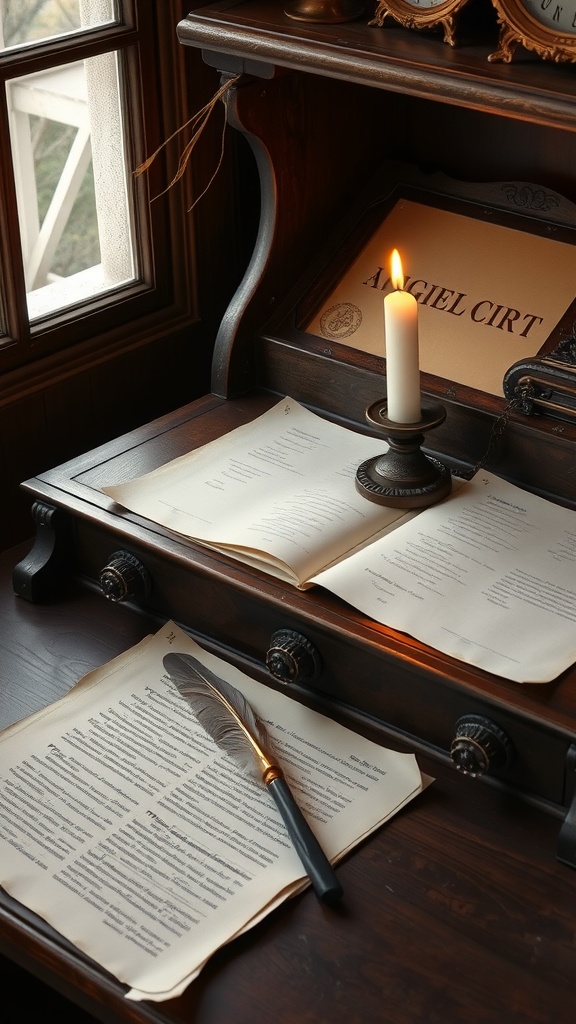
(13, 501), (72, 603)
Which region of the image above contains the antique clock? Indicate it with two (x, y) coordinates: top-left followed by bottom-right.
(370, 0), (471, 45)
(489, 0), (576, 61)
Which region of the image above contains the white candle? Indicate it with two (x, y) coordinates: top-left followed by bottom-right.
(384, 249), (421, 424)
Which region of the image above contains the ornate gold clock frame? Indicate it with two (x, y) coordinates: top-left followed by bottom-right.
(489, 0), (576, 62)
(370, 0), (471, 46)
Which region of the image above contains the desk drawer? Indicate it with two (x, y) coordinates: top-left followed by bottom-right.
(65, 516), (574, 815)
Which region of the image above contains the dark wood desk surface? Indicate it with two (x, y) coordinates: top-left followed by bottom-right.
(1, 542), (575, 1024)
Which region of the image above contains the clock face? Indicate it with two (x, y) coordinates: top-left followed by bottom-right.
(521, 0), (576, 32)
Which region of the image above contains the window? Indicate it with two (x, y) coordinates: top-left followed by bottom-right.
(0, 1), (200, 375)
(7, 52), (136, 321)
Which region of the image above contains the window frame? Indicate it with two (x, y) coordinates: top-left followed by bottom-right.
(0, 1), (204, 386)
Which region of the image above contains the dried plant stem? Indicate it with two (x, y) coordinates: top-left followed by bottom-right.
(135, 74), (241, 207)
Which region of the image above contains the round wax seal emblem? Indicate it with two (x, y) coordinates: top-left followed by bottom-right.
(319, 303), (362, 340)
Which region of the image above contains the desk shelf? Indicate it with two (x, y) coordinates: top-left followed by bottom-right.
(178, 0), (576, 131)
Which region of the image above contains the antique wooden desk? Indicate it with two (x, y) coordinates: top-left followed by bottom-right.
(3, 3), (576, 1020)
(1, 541), (576, 1023)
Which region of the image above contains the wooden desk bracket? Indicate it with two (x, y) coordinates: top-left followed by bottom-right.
(12, 501), (71, 603)
(557, 743), (576, 868)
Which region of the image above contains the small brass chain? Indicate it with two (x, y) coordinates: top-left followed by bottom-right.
(462, 384), (534, 479)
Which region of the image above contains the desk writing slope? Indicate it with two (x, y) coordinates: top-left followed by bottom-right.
(103, 398), (576, 684)
(0, 620), (422, 1002)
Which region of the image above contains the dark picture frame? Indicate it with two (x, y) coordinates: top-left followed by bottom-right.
(262, 162), (576, 417)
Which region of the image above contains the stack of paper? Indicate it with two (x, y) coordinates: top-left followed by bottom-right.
(0, 622), (423, 1001)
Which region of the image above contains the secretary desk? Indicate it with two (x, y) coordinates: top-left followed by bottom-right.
(3, 3), (576, 1021)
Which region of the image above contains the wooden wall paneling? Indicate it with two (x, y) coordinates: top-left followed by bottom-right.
(0, 394), (50, 548)
(211, 72), (404, 396)
(403, 96), (576, 201)
(1, 326), (215, 552)
(162, 327), (214, 407)
(43, 373), (97, 467)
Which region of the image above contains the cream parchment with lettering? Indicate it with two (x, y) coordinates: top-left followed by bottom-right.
(306, 198), (576, 395)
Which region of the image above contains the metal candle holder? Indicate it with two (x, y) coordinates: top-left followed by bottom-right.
(355, 399), (452, 509)
(284, 0), (365, 22)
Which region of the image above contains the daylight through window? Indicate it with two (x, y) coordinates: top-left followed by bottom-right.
(2, 1), (137, 322)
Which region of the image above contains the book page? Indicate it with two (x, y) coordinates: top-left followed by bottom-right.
(102, 398), (408, 588)
(0, 622), (423, 1002)
(312, 471), (576, 683)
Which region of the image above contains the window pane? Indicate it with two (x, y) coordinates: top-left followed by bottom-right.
(6, 52), (137, 321)
(0, 0), (118, 51)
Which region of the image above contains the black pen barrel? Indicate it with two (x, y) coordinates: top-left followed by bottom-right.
(267, 776), (343, 905)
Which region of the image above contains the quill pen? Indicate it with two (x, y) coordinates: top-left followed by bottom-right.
(163, 651), (343, 905)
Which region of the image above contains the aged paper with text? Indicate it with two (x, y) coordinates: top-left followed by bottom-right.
(306, 198), (576, 395)
(103, 397), (409, 588)
(103, 399), (576, 683)
(313, 470), (576, 683)
(0, 622), (423, 1001)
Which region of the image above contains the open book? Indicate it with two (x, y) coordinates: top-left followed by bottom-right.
(0, 622), (423, 1002)
(103, 398), (576, 684)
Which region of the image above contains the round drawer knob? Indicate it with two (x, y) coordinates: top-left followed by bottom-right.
(266, 629), (322, 684)
(450, 714), (514, 778)
(99, 550), (152, 603)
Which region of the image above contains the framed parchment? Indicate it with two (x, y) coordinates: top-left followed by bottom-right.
(295, 173), (576, 399)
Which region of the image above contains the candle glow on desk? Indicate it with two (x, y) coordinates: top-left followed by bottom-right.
(384, 249), (421, 424)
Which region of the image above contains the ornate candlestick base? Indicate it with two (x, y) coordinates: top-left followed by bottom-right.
(285, 0), (365, 22)
(355, 400), (452, 509)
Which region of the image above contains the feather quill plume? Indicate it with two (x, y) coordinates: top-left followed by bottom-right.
(163, 651), (343, 905)
(163, 652), (278, 783)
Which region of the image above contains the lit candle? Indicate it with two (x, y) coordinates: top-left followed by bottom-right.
(384, 249), (421, 424)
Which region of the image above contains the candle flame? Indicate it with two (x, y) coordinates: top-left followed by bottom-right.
(390, 248), (404, 290)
